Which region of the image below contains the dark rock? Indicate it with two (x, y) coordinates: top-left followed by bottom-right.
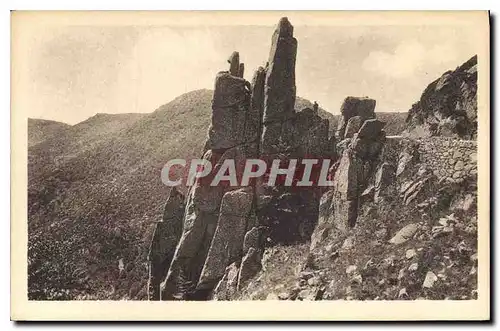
(405, 55), (477, 139)
(160, 202), (218, 300)
(251, 66), (266, 114)
(238, 63), (245, 78)
(333, 151), (362, 200)
(262, 17), (297, 125)
(336, 96), (376, 139)
(374, 163), (396, 202)
(357, 119), (386, 140)
(147, 187), (185, 300)
(228, 51), (240, 76)
(396, 139), (420, 178)
(344, 116), (363, 139)
(331, 198), (358, 231)
(243, 226), (267, 255)
(403, 176), (434, 205)
(208, 73), (256, 150)
(238, 247), (262, 289)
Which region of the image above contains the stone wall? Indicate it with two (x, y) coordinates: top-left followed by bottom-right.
(311, 132), (478, 254)
(417, 137), (477, 181)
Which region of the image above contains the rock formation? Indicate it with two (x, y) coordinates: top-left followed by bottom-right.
(147, 17), (332, 300)
(336, 96), (376, 140)
(147, 187), (185, 300)
(405, 55), (477, 139)
(147, 17), (479, 302)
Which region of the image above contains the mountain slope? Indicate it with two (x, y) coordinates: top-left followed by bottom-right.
(28, 118), (71, 147)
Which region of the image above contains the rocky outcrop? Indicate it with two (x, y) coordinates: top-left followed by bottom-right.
(151, 17), (332, 300)
(207, 73), (257, 150)
(144, 18), (480, 302)
(405, 55), (477, 140)
(147, 187), (185, 300)
(336, 97), (376, 140)
(331, 119), (386, 231)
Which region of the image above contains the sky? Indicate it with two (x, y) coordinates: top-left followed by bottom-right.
(17, 17), (480, 124)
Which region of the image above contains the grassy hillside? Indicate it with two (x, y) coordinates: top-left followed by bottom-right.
(28, 118), (71, 147)
(28, 90), (212, 300)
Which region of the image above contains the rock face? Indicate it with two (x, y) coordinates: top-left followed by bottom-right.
(197, 188), (253, 290)
(405, 55), (477, 139)
(152, 17), (332, 300)
(207, 73), (257, 150)
(147, 187), (185, 300)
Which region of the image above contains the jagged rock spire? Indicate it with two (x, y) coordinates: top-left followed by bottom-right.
(263, 17), (297, 124)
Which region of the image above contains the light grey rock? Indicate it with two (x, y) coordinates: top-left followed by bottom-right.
(198, 188), (254, 289)
(389, 223), (419, 244)
(454, 160), (465, 171)
(422, 271), (438, 288)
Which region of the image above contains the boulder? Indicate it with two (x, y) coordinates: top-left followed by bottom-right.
(389, 223), (419, 244)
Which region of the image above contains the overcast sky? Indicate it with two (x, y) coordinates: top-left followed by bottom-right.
(20, 20), (479, 124)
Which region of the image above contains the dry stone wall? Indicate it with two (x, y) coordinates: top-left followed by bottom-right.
(417, 137), (477, 181)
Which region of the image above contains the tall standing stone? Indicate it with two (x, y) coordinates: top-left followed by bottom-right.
(261, 17), (298, 155)
(228, 51), (240, 76)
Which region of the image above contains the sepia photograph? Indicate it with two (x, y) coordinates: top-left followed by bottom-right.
(10, 10), (490, 320)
